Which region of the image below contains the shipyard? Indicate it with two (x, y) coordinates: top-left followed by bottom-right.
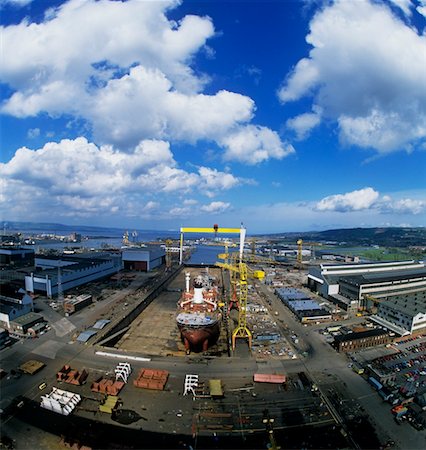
(1, 1), (426, 448)
(0, 224), (425, 450)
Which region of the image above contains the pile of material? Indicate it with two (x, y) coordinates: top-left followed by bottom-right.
(91, 377), (125, 395)
(56, 365), (88, 385)
(133, 368), (169, 390)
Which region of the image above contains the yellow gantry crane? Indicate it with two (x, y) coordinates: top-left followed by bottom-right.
(216, 254), (264, 350)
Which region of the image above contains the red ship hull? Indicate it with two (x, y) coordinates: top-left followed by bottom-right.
(177, 322), (220, 353)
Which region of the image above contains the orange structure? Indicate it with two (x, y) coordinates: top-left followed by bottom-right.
(91, 377), (125, 395)
(56, 365), (88, 385)
(133, 368), (169, 390)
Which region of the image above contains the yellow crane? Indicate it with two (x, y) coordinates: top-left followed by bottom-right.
(216, 256), (264, 350)
(297, 239), (321, 264)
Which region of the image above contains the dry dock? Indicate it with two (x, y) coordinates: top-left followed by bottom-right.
(115, 267), (229, 356)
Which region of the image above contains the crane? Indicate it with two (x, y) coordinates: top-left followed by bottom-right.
(297, 239), (321, 264)
(216, 254), (265, 350)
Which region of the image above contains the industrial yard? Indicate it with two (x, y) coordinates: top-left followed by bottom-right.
(1, 238), (426, 450)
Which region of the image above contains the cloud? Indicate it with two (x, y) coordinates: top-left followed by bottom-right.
(279, 0), (426, 153)
(316, 187), (380, 212)
(200, 201), (231, 213)
(220, 125), (295, 164)
(0, 137), (241, 218)
(417, 1), (426, 18)
(315, 187), (426, 215)
(27, 127), (40, 139)
(387, 0), (413, 16)
(0, 0), (288, 164)
(286, 110), (321, 140)
(0, 0), (33, 7)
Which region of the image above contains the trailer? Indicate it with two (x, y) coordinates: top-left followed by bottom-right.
(368, 377), (383, 391)
(19, 360), (45, 375)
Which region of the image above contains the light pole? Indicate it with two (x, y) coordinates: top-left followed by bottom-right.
(262, 409), (280, 450)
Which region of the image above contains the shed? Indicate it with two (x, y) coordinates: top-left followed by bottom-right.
(93, 319), (110, 330)
(76, 330), (97, 343)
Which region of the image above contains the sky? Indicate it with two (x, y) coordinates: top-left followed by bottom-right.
(0, 0), (425, 234)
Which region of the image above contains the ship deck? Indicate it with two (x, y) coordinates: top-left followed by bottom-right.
(115, 267), (228, 356)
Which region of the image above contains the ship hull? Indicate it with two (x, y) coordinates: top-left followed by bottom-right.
(177, 322), (220, 353)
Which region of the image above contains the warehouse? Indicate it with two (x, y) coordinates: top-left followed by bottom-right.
(121, 247), (165, 272)
(0, 285), (34, 329)
(370, 292), (426, 335)
(275, 288), (332, 323)
(24, 253), (122, 298)
(308, 261), (426, 312)
(0, 247), (35, 267)
(334, 328), (391, 353)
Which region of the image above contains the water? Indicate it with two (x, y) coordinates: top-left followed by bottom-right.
(187, 245), (226, 265)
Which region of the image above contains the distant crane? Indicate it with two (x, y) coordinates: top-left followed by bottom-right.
(122, 231), (131, 246)
(165, 239), (173, 271)
(297, 239), (321, 264)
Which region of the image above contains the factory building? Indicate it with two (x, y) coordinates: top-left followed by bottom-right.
(0, 247), (35, 267)
(24, 253), (122, 298)
(121, 247), (165, 272)
(334, 328), (391, 352)
(275, 288), (332, 323)
(308, 261), (426, 314)
(0, 285), (34, 329)
(9, 311), (45, 335)
(370, 292), (426, 335)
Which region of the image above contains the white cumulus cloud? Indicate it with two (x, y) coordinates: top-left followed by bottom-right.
(220, 125), (295, 164)
(316, 187), (380, 212)
(200, 201), (231, 213)
(279, 0), (426, 153)
(315, 187), (426, 215)
(0, 0), (288, 164)
(0, 137), (241, 218)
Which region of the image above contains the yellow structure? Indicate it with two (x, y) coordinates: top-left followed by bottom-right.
(297, 239), (321, 264)
(179, 225), (245, 264)
(216, 260), (265, 350)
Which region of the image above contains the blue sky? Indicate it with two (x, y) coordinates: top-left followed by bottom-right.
(0, 0), (425, 233)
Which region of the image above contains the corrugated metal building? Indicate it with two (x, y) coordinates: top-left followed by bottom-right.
(121, 247), (165, 272)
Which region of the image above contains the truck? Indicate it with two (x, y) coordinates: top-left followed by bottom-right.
(368, 376), (383, 391)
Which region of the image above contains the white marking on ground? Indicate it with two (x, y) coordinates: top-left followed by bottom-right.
(95, 351), (151, 362)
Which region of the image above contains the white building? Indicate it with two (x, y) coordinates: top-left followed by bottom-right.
(308, 260), (426, 313)
(371, 292), (426, 335)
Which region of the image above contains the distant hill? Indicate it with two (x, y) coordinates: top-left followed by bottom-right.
(263, 227), (426, 247)
(2, 221), (425, 247)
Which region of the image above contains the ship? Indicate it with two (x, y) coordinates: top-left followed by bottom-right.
(176, 270), (222, 353)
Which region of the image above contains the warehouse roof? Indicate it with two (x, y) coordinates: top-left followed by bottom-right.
(77, 330), (97, 342)
(334, 328), (389, 343)
(340, 268), (426, 287)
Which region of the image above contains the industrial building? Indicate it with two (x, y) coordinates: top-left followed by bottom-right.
(334, 328), (391, 352)
(63, 294), (93, 315)
(370, 292), (426, 335)
(0, 285), (34, 329)
(275, 288), (332, 323)
(0, 247), (35, 267)
(9, 311), (45, 335)
(121, 247), (165, 272)
(308, 260), (426, 314)
(24, 252), (122, 298)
